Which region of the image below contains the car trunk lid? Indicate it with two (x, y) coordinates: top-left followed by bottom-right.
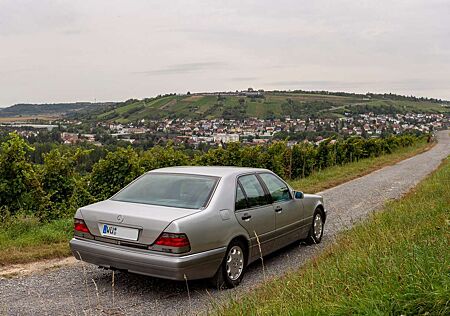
(80, 200), (198, 245)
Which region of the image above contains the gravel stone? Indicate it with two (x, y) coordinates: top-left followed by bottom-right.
(1, 131), (449, 316)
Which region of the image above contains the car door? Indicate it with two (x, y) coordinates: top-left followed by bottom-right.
(258, 172), (306, 249)
(235, 174), (276, 260)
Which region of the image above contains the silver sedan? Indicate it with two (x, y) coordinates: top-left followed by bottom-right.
(70, 166), (326, 288)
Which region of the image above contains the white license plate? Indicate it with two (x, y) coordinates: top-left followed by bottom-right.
(99, 223), (139, 241)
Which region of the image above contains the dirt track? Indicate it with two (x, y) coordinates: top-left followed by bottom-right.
(1, 130), (449, 316)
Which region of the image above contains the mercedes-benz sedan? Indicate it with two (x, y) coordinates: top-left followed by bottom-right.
(70, 166), (326, 288)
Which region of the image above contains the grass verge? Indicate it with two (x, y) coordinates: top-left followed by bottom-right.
(288, 139), (433, 193)
(0, 217), (72, 266)
(218, 156), (450, 315)
(0, 139), (434, 267)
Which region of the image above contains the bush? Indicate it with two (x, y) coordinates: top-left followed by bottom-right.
(89, 147), (143, 200)
(40, 149), (76, 204)
(0, 133), (46, 218)
(141, 144), (189, 171)
(0, 132), (426, 222)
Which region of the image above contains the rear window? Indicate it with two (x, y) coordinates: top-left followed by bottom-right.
(111, 173), (219, 209)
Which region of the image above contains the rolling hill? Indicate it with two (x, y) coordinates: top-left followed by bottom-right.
(2, 91), (449, 123)
(0, 102), (115, 118)
(73, 91), (450, 123)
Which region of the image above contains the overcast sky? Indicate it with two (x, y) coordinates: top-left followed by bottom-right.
(0, 0), (449, 107)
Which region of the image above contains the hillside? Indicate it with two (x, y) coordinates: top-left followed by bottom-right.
(72, 91), (450, 123)
(0, 102), (115, 118)
(2, 91), (449, 122)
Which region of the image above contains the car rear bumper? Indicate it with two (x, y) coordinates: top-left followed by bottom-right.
(70, 238), (226, 281)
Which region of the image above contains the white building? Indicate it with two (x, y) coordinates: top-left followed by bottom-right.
(213, 133), (240, 143)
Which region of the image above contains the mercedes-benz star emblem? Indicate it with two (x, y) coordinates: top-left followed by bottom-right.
(117, 215), (124, 223)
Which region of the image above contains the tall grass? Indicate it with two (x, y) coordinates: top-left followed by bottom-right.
(218, 157), (450, 315)
(0, 217), (72, 265)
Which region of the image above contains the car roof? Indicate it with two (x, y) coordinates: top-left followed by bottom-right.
(147, 166), (271, 177)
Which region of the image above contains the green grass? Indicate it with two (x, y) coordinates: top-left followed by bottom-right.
(288, 140), (433, 193)
(0, 217), (72, 266)
(218, 156), (450, 315)
(0, 140), (433, 266)
(246, 99), (283, 117)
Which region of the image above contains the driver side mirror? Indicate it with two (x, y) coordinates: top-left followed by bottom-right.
(294, 191), (304, 199)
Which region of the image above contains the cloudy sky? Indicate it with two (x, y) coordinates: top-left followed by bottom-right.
(0, 0), (449, 107)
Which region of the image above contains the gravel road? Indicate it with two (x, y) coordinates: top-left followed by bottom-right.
(1, 131), (449, 316)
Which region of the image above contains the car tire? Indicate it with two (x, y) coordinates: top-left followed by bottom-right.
(210, 239), (247, 289)
(306, 209), (324, 244)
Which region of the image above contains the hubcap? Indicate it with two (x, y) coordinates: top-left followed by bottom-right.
(226, 245), (244, 281)
(313, 214), (323, 239)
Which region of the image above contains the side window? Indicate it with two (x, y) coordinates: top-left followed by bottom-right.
(259, 173), (292, 203)
(238, 174), (268, 208)
(235, 184), (248, 211)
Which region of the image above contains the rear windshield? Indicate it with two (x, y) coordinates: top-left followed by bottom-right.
(111, 173), (219, 209)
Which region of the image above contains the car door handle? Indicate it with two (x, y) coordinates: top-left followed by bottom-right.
(274, 206), (283, 213)
(241, 214), (252, 221)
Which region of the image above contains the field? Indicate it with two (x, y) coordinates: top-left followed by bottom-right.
(0, 115), (61, 123)
(218, 156), (450, 315)
(0, 138), (432, 266)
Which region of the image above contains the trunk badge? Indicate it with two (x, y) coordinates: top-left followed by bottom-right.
(117, 215), (124, 223)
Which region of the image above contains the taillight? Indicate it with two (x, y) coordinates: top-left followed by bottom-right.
(74, 218), (90, 233)
(151, 233), (191, 253)
(155, 233), (190, 247)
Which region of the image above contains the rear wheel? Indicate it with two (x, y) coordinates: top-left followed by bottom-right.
(307, 209), (324, 244)
(210, 239), (246, 289)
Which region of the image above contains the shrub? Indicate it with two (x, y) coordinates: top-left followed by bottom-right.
(141, 144), (189, 171)
(89, 147), (143, 200)
(0, 132), (426, 221)
(0, 133), (46, 218)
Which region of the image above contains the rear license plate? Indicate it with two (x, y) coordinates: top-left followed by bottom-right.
(99, 223), (139, 241)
